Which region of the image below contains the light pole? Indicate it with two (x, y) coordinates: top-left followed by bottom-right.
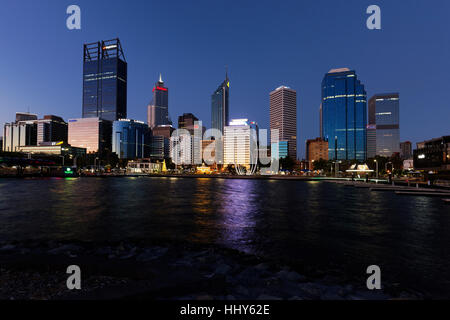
(374, 159), (378, 179)
(60, 155), (65, 166)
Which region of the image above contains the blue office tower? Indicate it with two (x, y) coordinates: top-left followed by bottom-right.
(321, 68), (367, 161)
(112, 119), (150, 159)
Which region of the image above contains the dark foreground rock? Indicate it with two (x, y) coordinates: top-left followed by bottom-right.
(0, 240), (422, 300)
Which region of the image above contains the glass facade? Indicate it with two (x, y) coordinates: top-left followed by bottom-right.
(82, 39), (127, 121)
(147, 75), (171, 129)
(112, 119), (150, 159)
(211, 75), (229, 134)
(68, 118), (112, 157)
(321, 69), (367, 160)
(368, 93), (400, 157)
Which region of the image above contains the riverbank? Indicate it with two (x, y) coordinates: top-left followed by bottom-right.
(0, 240), (421, 300)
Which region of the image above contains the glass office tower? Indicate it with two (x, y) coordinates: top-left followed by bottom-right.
(82, 38), (127, 121)
(112, 119), (150, 159)
(211, 73), (230, 135)
(321, 68), (367, 161)
(368, 93), (400, 157)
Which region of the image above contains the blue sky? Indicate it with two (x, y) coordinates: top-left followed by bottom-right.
(0, 0), (449, 158)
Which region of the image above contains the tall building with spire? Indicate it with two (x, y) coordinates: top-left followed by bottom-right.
(211, 72), (230, 134)
(147, 74), (171, 129)
(210, 71), (230, 166)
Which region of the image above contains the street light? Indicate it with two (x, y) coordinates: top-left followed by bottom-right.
(385, 161), (393, 173)
(374, 159), (378, 179)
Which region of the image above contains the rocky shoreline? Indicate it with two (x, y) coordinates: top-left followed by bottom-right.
(0, 240), (422, 300)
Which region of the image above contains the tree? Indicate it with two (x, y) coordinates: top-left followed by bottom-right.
(279, 157), (295, 171)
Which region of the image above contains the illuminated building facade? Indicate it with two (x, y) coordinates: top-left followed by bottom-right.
(3, 113), (38, 152)
(17, 142), (86, 158)
(270, 86), (297, 160)
(82, 38), (127, 121)
(321, 68), (367, 160)
(112, 119), (150, 159)
(368, 93), (400, 157)
(147, 74), (171, 129)
(306, 137), (328, 168)
(68, 117), (112, 156)
(37, 115), (68, 145)
(413, 136), (450, 172)
(224, 119), (258, 168)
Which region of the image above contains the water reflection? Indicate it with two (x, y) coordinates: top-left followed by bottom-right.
(217, 179), (259, 253)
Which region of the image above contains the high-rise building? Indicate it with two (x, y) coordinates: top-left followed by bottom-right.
(147, 74), (171, 129)
(149, 136), (170, 160)
(366, 124), (377, 158)
(68, 117), (112, 156)
(37, 115), (68, 145)
(321, 68), (367, 160)
(400, 141), (412, 159)
(270, 86), (297, 160)
(306, 138), (329, 169)
(211, 73), (230, 135)
(82, 38), (127, 121)
(3, 113), (38, 152)
(112, 119), (150, 159)
(368, 93), (400, 157)
(178, 113), (206, 135)
(224, 119), (258, 169)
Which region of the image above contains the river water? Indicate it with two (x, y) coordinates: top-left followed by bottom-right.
(0, 177), (449, 297)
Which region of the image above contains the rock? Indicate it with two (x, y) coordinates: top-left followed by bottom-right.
(136, 247), (168, 262)
(196, 295), (214, 300)
(276, 270), (305, 282)
(254, 263), (270, 271)
(95, 247), (113, 256)
(298, 283), (325, 298)
(215, 263), (232, 275)
(0, 244), (16, 252)
(47, 244), (82, 255)
(235, 285), (250, 296)
(257, 294), (282, 300)
(119, 247), (137, 259)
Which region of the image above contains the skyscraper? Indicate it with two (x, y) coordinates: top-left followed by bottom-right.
(147, 74), (171, 129)
(368, 93), (400, 157)
(112, 119), (150, 159)
(82, 38), (127, 121)
(270, 86), (297, 160)
(321, 68), (367, 161)
(211, 73), (229, 134)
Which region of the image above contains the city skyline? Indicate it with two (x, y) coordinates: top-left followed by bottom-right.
(1, 1), (449, 159)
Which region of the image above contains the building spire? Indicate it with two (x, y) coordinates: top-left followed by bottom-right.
(159, 73), (163, 83)
(225, 65), (228, 80)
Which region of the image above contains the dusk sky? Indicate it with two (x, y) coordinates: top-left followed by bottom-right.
(0, 0), (449, 158)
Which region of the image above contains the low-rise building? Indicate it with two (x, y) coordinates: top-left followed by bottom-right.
(413, 136), (450, 172)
